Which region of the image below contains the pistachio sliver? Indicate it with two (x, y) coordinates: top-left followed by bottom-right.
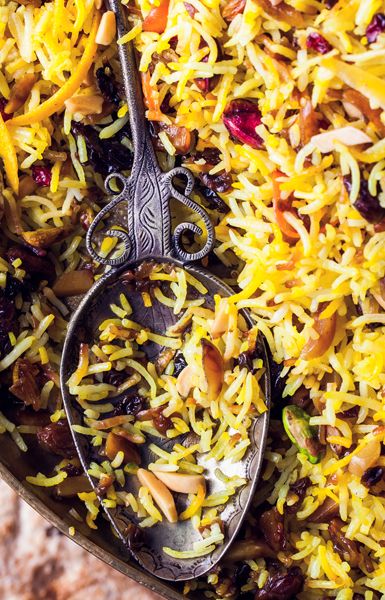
(282, 405), (321, 464)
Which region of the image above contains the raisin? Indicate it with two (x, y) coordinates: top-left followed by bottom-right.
(112, 394), (143, 417)
(286, 476), (311, 513)
(95, 65), (121, 105)
(173, 353), (187, 376)
(6, 246), (54, 283)
(0, 97), (12, 121)
(361, 466), (384, 488)
(328, 518), (360, 567)
(199, 170), (232, 194)
(153, 411), (173, 435)
(254, 567), (304, 600)
(234, 564), (251, 588)
(344, 175), (385, 224)
(37, 420), (76, 458)
(259, 507), (287, 553)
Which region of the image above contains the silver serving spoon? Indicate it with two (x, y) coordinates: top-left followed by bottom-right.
(60, 0), (270, 582)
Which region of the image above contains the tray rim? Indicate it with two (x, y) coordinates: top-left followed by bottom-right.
(0, 460), (185, 600)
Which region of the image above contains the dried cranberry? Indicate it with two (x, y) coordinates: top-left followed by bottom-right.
(173, 353), (187, 376)
(254, 567), (304, 600)
(37, 420), (76, 458)
(31, 165), (52, 187)
(184, 1), (197, 17)
(361, 466), (384, 488)
(95, 65), (120, 106)
(344, 176), (385, 224)
(0, 98), (12, 122)
(366, 13), (385, 43)
(223, 99), (263, 149)
(306, 32), (332, 54)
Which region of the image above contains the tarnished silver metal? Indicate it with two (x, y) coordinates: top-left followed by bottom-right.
(60, 0), (271, 583)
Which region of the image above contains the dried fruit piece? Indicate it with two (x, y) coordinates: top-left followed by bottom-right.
(301, 306), (336, 360)
(52, 270), (94, 297)
(328, 518), (360, 567)
(31, 165), (52, 187)
(344, 176), (385, 224)
(21, 226), (72, 249)
(282, 405), (321, 463)
(201, 338), (224, 402)
(254, 567), (304, 600)
(306, 32), (332, 54)
(259, 507), (287, 552)
(366, 13), (385, 43)
(153, 472), (205, 494)
(286, 476), (311, 513)
(37, 420), (76, 458)
(361, 466), (384, 488)
(225, 538), (275, 562)
(223, 99), (263, 149)
(96, 65), (120, 106)
(5, 74), (36, 114)
(105, 432), (141, 464)
(56, 475), (92, 497)
(308, 497), (339, 523)
(10, 358), (41, 410)
(222, 0), (246, 20)
(137, 468), (177, 523)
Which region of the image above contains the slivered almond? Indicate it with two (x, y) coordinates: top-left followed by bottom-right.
(64, 94), (104, 116)
(176, 365), (195, 398)
(310, 126), (372, 153)
(211, 298), (229, 339)
(137, 468), (177, 523)
(96, 10), (116, 46)
(153, 471), (205, 494)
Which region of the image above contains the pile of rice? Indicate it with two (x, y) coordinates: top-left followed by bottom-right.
(1, 0), (385, 597)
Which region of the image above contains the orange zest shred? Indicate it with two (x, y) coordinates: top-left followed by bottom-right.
(141, 71), (164, 122)
(0, 114), (19, 194)
(142, 0), (170, 34)
(179, 484), (206, 521)
(8, 11), (101, 127)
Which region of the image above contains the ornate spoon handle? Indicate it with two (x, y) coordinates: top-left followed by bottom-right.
(86, 0), (215, 267)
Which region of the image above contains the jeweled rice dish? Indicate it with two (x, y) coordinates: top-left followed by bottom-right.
(1, 0), (385, 597)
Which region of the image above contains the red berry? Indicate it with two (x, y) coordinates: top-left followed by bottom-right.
(306, 32), (332, 54)
(366, 13), (385, 43)
(223, 99), (263, 149)
(31, 165), (52, 187)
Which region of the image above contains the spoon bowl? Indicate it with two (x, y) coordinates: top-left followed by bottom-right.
(61, 258), (270, 580)
(60, 0), (271, 581)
